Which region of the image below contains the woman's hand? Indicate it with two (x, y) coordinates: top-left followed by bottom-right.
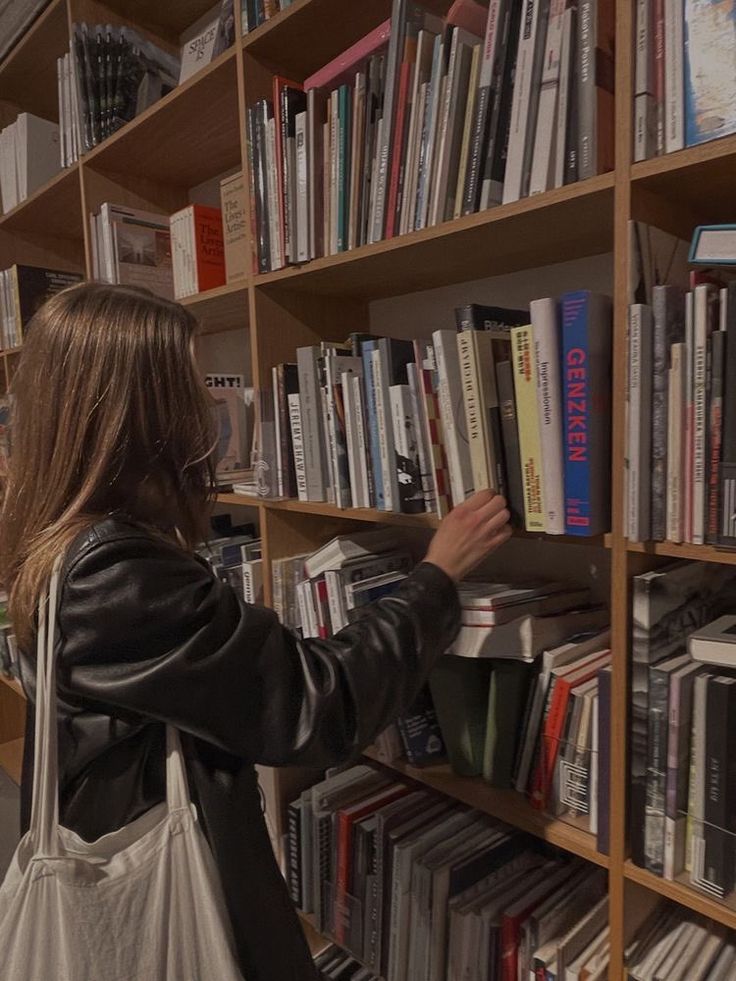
(424, 490), (512, 582)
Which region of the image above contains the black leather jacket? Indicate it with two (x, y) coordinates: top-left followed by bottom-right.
(18, 517), (460, 980)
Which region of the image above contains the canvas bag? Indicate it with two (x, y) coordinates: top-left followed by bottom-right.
(0, 561), (245, 980)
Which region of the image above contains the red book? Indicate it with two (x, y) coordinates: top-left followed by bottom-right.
(313, 578), (330, 639)
(191, 205), (225, 292)
(385, 38), (417, 240)
(334, 784), (408, 944)
(530, 650), (610, 810)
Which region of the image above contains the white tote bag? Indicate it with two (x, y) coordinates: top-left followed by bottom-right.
(0, 563), (245, 980)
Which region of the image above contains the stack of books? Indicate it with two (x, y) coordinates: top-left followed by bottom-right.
(246, 0), (615, 272)
(0, 265), (83, 350)
(65, 23), (180, 156)
(261, 292), (612, 536)
(241, 0), (294, 34)
(0, 113), (61, 213)
(288, 762), (609, 980)
(634, 0), (736, 160)
(629, 560), (736, 897)
(197, 526), (263, 603)
(627, 901), (735, 979)
(627, 276), (736, 549)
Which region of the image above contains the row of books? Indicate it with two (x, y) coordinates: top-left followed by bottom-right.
(626, 901), (736, 980)
(288, 761), (609, 981)
(627, 280), (736, 548)
(196, 521), (261, 595)
(0, 265), (82, 351)
(246, 0), (615, 273)
(240, 0), (293, 34)
(90, 180), (247, 302)
(0, 113), (60, 214)
(261, 291), (612, 537)
(629, 560), (736, 900)
(634, 0), (736, 160)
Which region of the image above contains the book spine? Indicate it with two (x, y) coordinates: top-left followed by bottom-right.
(386, 52), (413, 239)
(597, 666), (611, 854)
(644, 664), (670, 875)
(666, 342), (686, 542)
(462, 0), (503, 214)
(719, 282), (736, 544)
(693, 285), (716, 544)
(418, 355), (451, 518)
(627, 304), (653, 542)
(265, 116), (282, 270)
(272, 367), (285, 497)
(684, 292), (695, 542)
(288, 392), (308, 501)
(664, 0), (684, 152)
(554, 5), (576, 187)
(634, 0), (656, 161)
(497, 359), (525, 525)
(480, 0), (519, 207)
(362, 343), (385, 510)
(502, 0), (543, 204)
(511, 324), (546, 531)
(687, 673), (708, 877)
(295, 111), (309, 263)
(653, 0), (665, 154)
(287, 800), (302, 906)
(337, 84), (350, 252)
(707, 329), (725, 543)
(562, 291), (612, 535)
(532, 298), (566, 534)
(651, 287), (685, 541)
(528, 0), (565, 195)
(374, 346), (398, 512)
(434, 329), (474, 507)
(352, 373), (373, 507)
(390, 383), (424, 514)
(408, 362), (435, 512)
(296, 347), (327, 501)
(458, 330), (495, 491)
(702, 677), (732, 898)
(578, 0), (614, 179)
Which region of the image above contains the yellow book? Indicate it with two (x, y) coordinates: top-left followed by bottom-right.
(511, 325), (546, 531)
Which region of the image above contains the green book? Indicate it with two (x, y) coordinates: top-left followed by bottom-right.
(482, 660), (535, 788)
(429, 655), (492, 777)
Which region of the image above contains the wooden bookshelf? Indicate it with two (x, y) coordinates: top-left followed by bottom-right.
(3, 0), (736, 976)
(0, 738), (24, 785)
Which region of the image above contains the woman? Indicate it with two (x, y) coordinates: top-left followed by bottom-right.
(0, 283), (511, 979)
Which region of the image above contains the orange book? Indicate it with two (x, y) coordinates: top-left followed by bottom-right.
(192, 205), (226, 293)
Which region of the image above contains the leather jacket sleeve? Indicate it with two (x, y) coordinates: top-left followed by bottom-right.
(56, 532), (461, 768)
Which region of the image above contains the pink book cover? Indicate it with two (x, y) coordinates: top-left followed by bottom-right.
(304, 19), (391, 91)
(445, 0), (487, 38)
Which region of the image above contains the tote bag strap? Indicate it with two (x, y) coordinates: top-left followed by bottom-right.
(29, 557), (194, 855)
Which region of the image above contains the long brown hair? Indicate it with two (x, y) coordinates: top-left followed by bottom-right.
(0, 282), (217, 648)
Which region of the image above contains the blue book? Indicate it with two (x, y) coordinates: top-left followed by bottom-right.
(561, 291), (613, 536)
(361, 339), (384, 510)
(685, 0), (736, 147)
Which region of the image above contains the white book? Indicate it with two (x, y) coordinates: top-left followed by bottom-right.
(407, 361), (434, 512)
(664, 0), (685, 153)
(627, 304), (653, 542)
(666, 342), (686, 542)
(634, 0), (656, 161)
(687, 672), (708, 878)
(288, 392), (308, 502)
(242, 558), (264, 605)
(295, 111), (309, 263)
(529, 0), (566, 195)
(352, 373), (373, 508)
(429, 28), (477, 226)
(0, 123), (18, 213)
(56, 58), (66, 169)
(692, 285), (716, 544)
(329, 89), (339, 255)
(432, 328), (474, 507)
(342, 368), (364, 509)
(554, 7), (576, 187)
(15, 113), (60, 202)
(367, 116), (384, 245)
(372, 346), (396, 512)
(325, 355), (361, 509)
(390, 383), (424, 515)
(531, 297), (565, 534)
(286, 134), (297, 262)
(265, 116), (282, 271)
(502, 0), (551, 203)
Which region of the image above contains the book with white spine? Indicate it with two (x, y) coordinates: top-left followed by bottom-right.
(627, 304), (653, 542)
(502, 0), (551, 203)
(554, 4), (576, 187)
(288, 392), (308, 502)
(531, 298), (565, 534)
(666, 342), (686, 542)
(295, 110), (309, 263)
(664, 0), (684, 152)
(433, 328), (474, 506)
(529, 0), (566, 195)
(634, 0), (656, 161)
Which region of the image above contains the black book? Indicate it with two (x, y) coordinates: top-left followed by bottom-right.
(719, 281), (736, 546)
(249, 101), (271, 274)
(9, 266), (83, 344)
(703, 675), (736, 898)
(278, 82), (307, 263)
(496, 360), (524, 525)
(454, 303), (529, 332)
(478, 0), (521, 208)
(564, 4), (579, 185)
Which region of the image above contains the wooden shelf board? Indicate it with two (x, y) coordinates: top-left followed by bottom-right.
(364, 748), (609, 869)
(0, 737), (24, 785)
(186, 281), (250, 334)
(626, 540), (736, 565)
(631, 134), (736, 218)
(0, 675), (25, 700)
(83, 50), (241, 188)
(243, 0), (392, 78)
(0, 0), (68, 121)
(101, 1), (225, 41)
(624, 862), (736, 931)
(0, 165), (82, 239)
(216, 492), (262, 509)
(255, 174), (615, 300)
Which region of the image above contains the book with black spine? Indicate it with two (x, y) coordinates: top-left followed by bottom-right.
(702, 675), (736, 899)
(496, 359), (525, 525)
(454, 302), (528, 332)
(287, 797), (303, 906)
